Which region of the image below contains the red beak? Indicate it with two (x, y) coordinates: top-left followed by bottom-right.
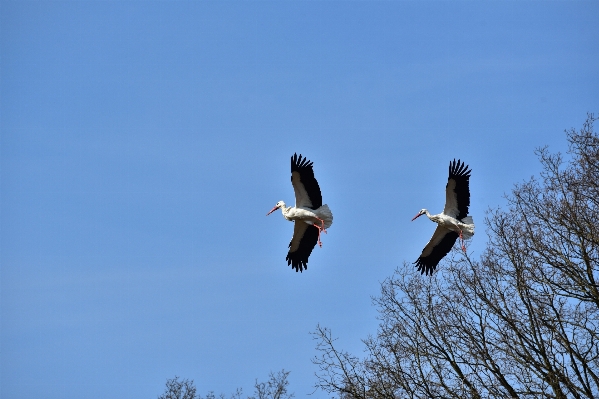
(411, 213), (423, 221)
(266, 206), (279, 216)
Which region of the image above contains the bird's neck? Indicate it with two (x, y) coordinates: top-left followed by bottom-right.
(426, 211), (439, 221)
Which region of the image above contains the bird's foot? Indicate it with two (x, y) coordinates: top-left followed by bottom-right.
(314, 224), (324, 247)
(315, 217), (327, 234)
(459, 230), (466, 252)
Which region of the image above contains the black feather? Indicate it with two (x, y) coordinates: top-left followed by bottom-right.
(448, 159), (471, 220)
(286, 225), (319, 272)
(291, 153), (323, 209)
(414, 231), (459, 276)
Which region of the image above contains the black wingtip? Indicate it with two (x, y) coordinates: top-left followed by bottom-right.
(414, 259), (436, 276)
(449, 158), (471, 179)
(291, 153), (314, 168)
(286, 254), (308, 273)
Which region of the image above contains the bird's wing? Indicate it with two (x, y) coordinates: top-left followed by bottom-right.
(414, 226), (459, 276)
(443, 159), (471, 220)
(286, 221), (319, 272)
(291, 153), (323, 210)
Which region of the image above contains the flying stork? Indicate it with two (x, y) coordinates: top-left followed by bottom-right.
(411, 159), (475, 276)
(266, 153), (333, 272)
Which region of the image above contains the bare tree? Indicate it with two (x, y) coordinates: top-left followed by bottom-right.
(313, 114), (599, 399)
(249, 370), (294, 399)
(158, 370), (293, 399)
(159, 377), (198, 399)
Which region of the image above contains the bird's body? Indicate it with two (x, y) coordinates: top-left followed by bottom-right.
(418, 210), (474, 239)
(275, 202), (333, 229)
(267, 154), (333, 272)
(412, 159), (475, 275)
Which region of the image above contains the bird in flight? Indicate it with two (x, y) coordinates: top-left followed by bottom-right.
(411, 159), (475, 275)
(267, 153), (333, 272)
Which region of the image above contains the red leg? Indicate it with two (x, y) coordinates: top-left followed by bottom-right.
(313, 224), (323, 247)
(459, 230), (466, 252)
(310, 217), (327, 248)
(315, 217), (327, 234)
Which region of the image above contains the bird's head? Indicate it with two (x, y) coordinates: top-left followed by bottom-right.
(411, 209), (428, 221)
(266, 201), (286, 216)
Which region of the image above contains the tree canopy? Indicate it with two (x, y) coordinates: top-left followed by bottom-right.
(158, 370), (293, 399)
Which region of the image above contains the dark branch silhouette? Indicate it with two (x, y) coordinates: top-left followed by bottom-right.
(313, 114), (599, 399)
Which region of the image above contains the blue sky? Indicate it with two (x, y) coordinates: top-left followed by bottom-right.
(2, 1), (598, 398)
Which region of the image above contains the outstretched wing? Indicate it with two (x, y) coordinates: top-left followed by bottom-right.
(286, 221), (318, 272)
(414, 226), (459, 276)
(443, 159), (471, 220)
(291, 153), (323, 210)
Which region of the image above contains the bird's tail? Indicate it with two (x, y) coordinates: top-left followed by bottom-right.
(316, 204), (333, 229)
(460, 216), (475, 239)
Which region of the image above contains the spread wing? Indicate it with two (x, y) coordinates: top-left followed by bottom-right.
(443, 159), (471, 220)
(414, 226), (459, 276)
(286, 221), (318, 272)
(291, 153), (322, 210)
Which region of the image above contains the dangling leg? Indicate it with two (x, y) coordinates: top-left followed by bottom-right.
(309, 217), (328, 248)
(313, 224), (324, 247)
(459, 230), (466, 252)
(314, 217), (327, 234)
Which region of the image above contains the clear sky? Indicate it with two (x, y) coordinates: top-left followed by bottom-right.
(2, 1), (598, 398)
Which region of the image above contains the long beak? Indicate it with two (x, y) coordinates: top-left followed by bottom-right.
(411, 213), (423, 221)
(266, 206), (279, 216)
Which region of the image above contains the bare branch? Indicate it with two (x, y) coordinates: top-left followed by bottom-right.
(313, 115), (599, 399)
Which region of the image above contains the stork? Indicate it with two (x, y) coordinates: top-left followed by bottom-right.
(411, 159), (475, 276)
(266, 153), (333, 272)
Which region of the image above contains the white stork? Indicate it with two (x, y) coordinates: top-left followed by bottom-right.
(266, 153), (333, 272)
(411, 159), (475, 276)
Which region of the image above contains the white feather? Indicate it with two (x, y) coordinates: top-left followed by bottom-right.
(443, 178), (460, 218)
(460, 216), (475, 239)
(291, 171), (313, 208)
(314, 204), (333, 229)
